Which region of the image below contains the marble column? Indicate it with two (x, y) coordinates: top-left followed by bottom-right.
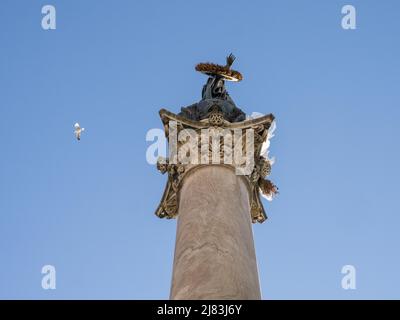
(169, 165), (261, 300)
(154, 108), (276, 300)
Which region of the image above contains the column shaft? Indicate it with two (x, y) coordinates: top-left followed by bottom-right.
(170, 166), (261, 300)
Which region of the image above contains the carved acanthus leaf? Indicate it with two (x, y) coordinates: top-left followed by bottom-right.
(154, 109), (276, 223)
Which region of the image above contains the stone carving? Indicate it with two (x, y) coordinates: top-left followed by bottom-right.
(155, 158), (185, 219)
(155, 109), (277, 223)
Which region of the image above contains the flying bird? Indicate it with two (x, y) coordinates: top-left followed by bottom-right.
(74, 122), (85, 141)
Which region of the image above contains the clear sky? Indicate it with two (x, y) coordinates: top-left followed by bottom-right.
(1, 0), (399, 299)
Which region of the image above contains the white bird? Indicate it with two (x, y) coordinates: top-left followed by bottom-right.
(260, 120), (277, 202)
(261, 192), (274, 202)
(246, 112), (276, 164)
(74, 122), (85, 141)
(260, 120), (276, 165)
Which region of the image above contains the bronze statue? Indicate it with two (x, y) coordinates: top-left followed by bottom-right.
(179, 54), (246, 123)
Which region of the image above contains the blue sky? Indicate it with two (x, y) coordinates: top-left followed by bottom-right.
(0, 0), (399, 299)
